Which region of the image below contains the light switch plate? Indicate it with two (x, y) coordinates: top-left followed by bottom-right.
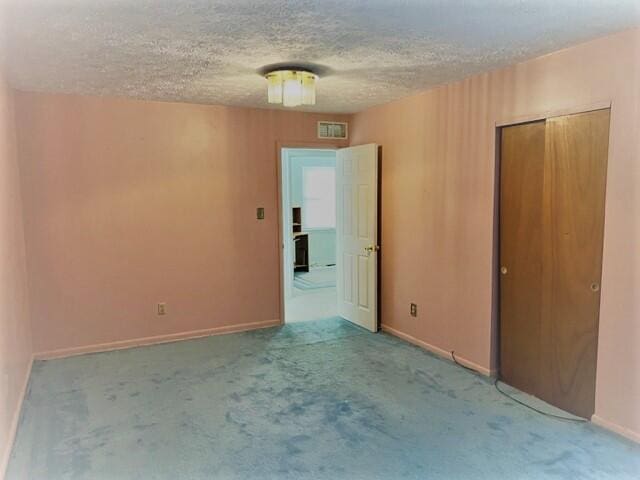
(257, 207), (265, 220)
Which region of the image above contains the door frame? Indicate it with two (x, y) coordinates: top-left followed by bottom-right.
(276, 141), (341, 326)
(494, 100), (611, 128)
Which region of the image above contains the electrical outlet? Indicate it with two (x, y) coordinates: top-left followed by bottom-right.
(157, 303), (167, 315)
(410, 303), (417, 317)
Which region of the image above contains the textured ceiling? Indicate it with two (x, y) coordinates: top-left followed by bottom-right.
(3, 0), (640, 113)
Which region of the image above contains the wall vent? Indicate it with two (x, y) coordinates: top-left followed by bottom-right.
(318, 121), (348, 139)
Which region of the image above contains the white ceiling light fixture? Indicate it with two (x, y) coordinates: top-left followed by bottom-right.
(265, 68), (318, 107)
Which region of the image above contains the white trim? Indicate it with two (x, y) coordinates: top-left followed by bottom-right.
(381, 324), (496, 377)
(495, 100), (611, 127)
(592, 414), (640, 444)
(34, 319), (281, 360)
(1, 356), (33, 479)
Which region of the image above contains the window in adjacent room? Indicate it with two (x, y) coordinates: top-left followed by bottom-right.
(302, 166), (336, 229)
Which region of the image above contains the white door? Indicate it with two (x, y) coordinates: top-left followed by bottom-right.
(336, 144), (379, 332)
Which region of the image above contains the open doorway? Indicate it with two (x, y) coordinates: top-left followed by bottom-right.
(280, 143), (380, 330)
(281, 148), (338, 323)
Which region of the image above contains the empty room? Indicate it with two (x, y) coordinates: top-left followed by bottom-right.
(1, 1), (639, 479)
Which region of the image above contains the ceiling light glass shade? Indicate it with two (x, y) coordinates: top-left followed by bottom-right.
(265, 69), (317, 106)
(266, 73), (283, 103)
(282, 72), (303, 107)
(301, 73), (316, 105)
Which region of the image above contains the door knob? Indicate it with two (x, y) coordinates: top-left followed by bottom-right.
(590, 282), (600, 292)
(364, 245), (380, 256)
(500, 266), (508, 275)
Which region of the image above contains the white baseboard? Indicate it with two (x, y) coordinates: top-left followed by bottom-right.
(35, 319), (282, 360)
(1, 355), (33, 480)
(592, 414), (640, 444)
(381, 324), (495, 377)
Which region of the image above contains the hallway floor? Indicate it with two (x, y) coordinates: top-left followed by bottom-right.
(286, 266), (337, 323)
(285, 286), (337, 323)
(8, 318), (640, 479)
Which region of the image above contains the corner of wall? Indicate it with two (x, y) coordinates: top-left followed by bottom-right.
(0, 73), (35, 479)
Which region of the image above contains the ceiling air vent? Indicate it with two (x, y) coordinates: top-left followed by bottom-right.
(318, 121), (348, 139)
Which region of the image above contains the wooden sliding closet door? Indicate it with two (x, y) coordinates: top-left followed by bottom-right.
(539, 109), (610, 418)
(499, 121), (546, 395)
(499, 109), (610, 419)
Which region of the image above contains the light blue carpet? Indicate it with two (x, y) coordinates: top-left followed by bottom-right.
(7, 317), (640, 479)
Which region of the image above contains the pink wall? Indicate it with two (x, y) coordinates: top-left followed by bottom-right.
(350, 28), (640, 439)
(14, 92), (349, 354)
(0, 73), (33, 472)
